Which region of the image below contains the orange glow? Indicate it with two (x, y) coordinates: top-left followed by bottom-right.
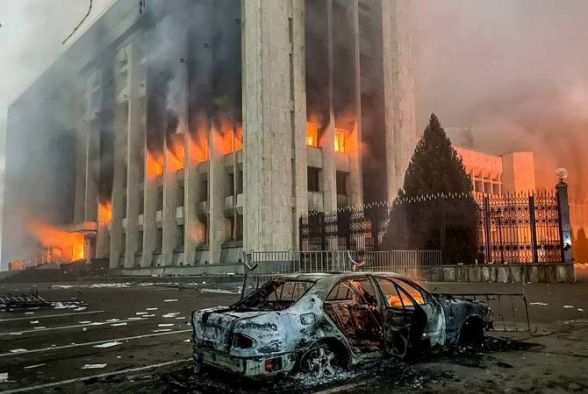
(307, 122), (319, 147)
(146, 150), (164, 180)
(99, 201), (112, 223)
(334, 130), (346, 153)
(28, 220), (85, 262)
(188, 133), (209, 163)
(215, 121), (243, 155)
(166, 133), (185, 172)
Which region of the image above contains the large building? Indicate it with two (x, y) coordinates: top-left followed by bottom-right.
(455, 147), (536, 196)
(1, 0), (417, 271)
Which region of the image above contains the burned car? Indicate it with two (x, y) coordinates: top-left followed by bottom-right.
(191, 273), (492, 378)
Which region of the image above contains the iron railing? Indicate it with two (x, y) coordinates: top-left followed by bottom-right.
(300, 191), (568, 264)
(249, 250), (441, 277)
(438, 292), (531, 332)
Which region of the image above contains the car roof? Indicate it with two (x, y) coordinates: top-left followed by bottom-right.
(274, 272), (404, 282)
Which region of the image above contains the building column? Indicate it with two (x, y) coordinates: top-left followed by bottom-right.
(108, 101), (128, 269)
(184, 132), (205, 265)
(380, 0), (417, 202)
(124, 34), (146, 268)
(84, 120), (100, 222)
(74, 121), (87, 224)
(142, 174), (159, 267)
(162, 34), (188, 267)
(209, 130), (228, 263)
(291, 0), (309, 249)
(349, 0), (363, 206)
(322, 0), (337, 213)
(242, 0), (302, 252)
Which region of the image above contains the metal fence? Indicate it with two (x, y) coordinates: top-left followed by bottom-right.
(300, 190), (568, 264)
(479, 192), (563, 264)
(249, 249), (442, 277)
(440, 293), (531, 332)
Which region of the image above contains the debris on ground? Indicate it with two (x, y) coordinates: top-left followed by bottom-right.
(82, 364), (107, 370)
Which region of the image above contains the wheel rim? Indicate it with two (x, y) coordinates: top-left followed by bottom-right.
(304, 346), (336, 378)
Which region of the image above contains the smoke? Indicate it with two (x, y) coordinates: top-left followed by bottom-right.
(410, 0), (588, 201)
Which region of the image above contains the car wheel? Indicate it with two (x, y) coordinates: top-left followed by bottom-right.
(460, 318), (485, 346)
(300, 344), (338, 379)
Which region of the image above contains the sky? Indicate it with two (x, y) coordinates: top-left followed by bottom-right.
(0, 0), (586, 260)
(411, 0), (588, 198)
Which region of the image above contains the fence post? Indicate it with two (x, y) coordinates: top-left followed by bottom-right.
(299, 216), (304, 252)
(483, 196), (492, 263)
(373, 208), (380, 251)
(528, 195), (539, 264)
(321, 212), (326, 251)
(345, 210), (351, 251)
(556, 181), (573, 264)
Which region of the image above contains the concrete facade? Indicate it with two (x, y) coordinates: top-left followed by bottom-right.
(1, 0), (417, 271)
(455, 147), (537, 196)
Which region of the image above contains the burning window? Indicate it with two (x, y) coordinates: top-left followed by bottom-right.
(307, 123), (319, 147)
(334, 130), (346, 153)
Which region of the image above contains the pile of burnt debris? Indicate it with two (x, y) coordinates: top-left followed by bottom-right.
(158, 336), (537, 394)
(0, 289), (88, 312)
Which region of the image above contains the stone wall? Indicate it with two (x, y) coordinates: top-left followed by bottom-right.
(419, 264), (576, 283)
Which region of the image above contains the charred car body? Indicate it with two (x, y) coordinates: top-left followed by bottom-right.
(191, 273), (492, 378)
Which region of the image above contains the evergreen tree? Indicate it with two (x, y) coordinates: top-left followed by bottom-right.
(382, 114), (479, 264)
(400, 113), (473, 197)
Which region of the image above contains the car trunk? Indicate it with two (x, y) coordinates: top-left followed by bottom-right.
(193, 308), (265, 352)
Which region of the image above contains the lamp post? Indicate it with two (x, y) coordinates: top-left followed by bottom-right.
(555, 168), (573, 264)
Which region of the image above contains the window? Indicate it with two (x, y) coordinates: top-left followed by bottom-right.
(122, 195), (127, 219)
(306, 123), (319, 147)
(200, 177), (208, 202)
(324, 278), (383, 352)
(234, 280), (315, 311)
(334, 130), (346, 153)
(177, 225), (184, 247)
(157, 186), (164, 211)
(377, 278), (426, 308)
(156, 228), (163, 250)
(236, 214), (243, 240)
(377, 279), (404, 308)
(395, 280), (426, 305)
(228, 173), (235, 195)
(336, 171), (348, 195)
(308, 167), (320, 192)
(237, 170), (244, 194)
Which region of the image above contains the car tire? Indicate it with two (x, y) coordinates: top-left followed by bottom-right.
(459, 318), (485, 346)
(299, 343), (339, 379)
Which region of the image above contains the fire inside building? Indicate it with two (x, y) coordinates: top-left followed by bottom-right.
(1, 0), (417, 272)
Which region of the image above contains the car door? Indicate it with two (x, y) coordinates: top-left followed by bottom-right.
(374, 277), (427, 358)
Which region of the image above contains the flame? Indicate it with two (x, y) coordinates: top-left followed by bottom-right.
(307, 122), (319, 147)
(99, 201), (112, 223)
(334, 130), (347, 153)
(167, 133), (185, 172)
(215, 120), (243, 154)
(28, 220), (85, 262)
(188, 133), (209, 163)
(146, 150), (164, 180)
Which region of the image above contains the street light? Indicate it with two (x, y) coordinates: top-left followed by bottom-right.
(555, 168), (569, 183)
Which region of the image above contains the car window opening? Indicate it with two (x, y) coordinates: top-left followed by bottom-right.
(324, 279), (383, 353)
(233, 280), (314, 311)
